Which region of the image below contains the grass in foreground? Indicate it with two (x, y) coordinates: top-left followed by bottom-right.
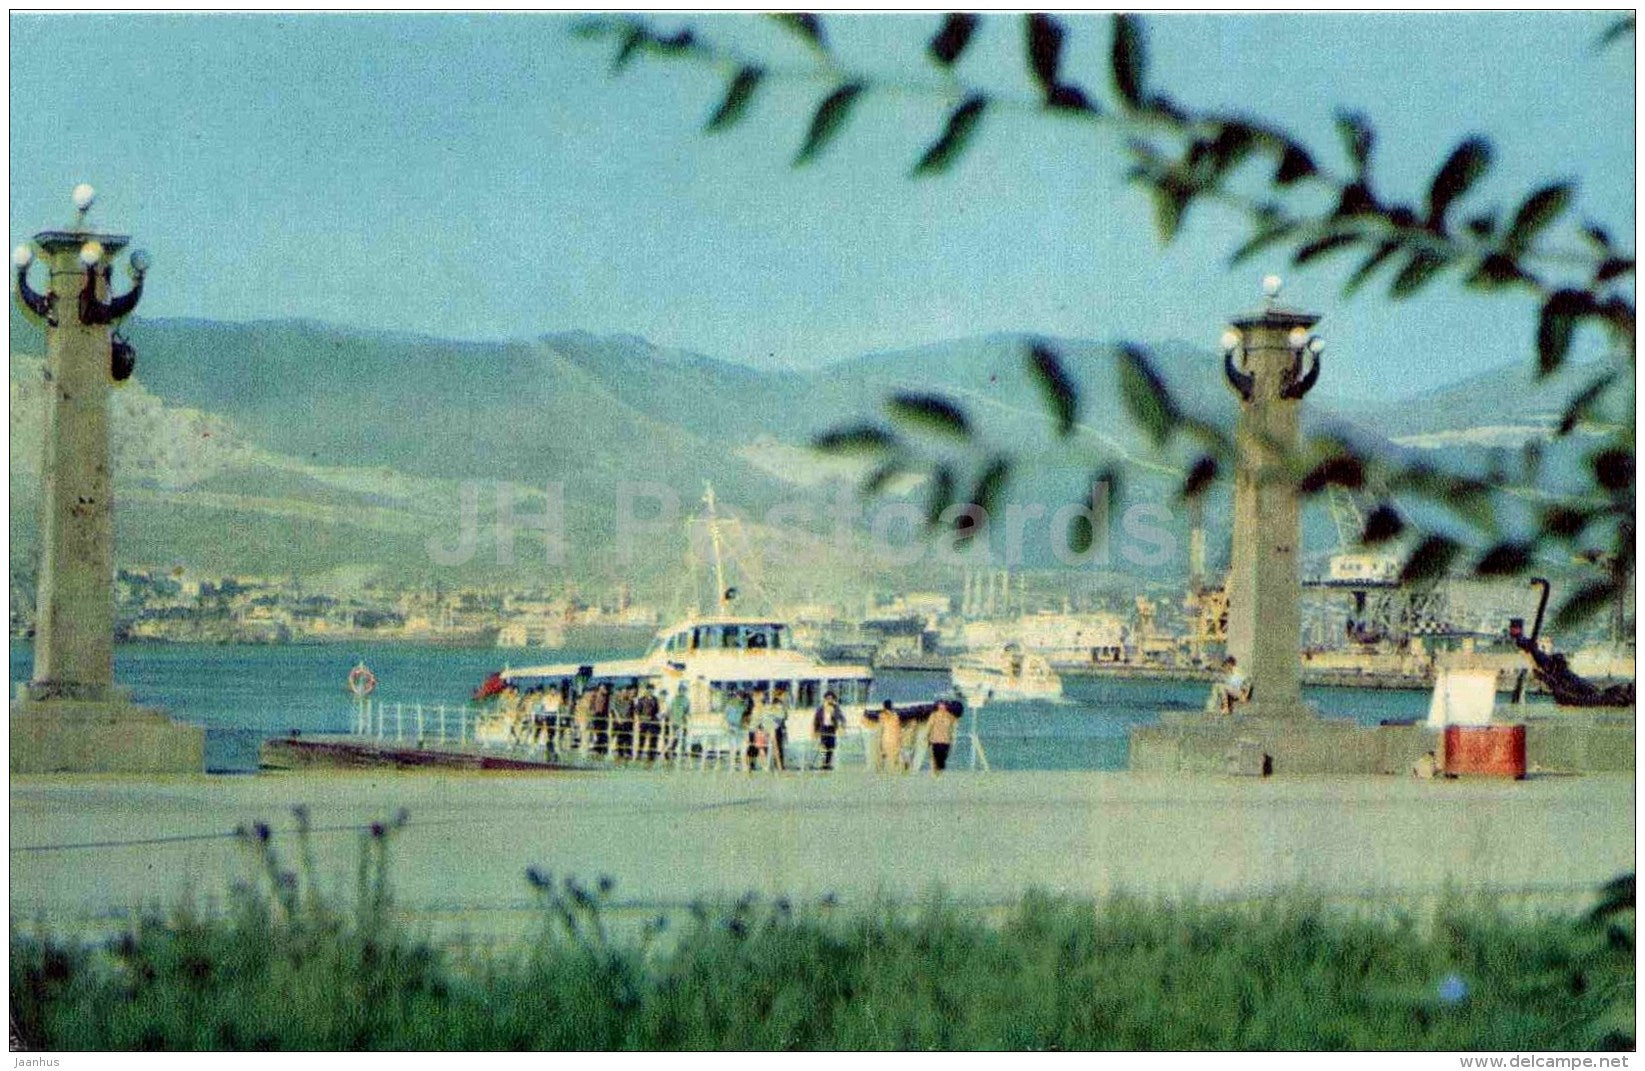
(11, 811), (1635, 1051)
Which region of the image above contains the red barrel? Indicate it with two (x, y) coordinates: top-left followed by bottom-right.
(1443, 725), (1527, 779)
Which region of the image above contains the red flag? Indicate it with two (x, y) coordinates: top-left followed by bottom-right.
(473, 671), (507, 701)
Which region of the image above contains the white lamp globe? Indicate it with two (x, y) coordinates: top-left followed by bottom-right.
(1307, 336), (1325, 355)
(72, 183), (96, 212)
(1288, 326), (1310, 348)
(1220, 329), (1242, 352)
(128, 249), (151, 276)
(1261, 274), (1283, 299)
(78, 241), (104, 267)
(12, 244), (33, 268)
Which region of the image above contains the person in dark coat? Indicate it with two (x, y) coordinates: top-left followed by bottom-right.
(589, 682), (612, 756)
(813, 690), (845, 771)
(635, 682), (662, 760)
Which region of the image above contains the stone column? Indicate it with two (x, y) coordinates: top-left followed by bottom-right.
(1221, 284), (1322, 720)
(11, 187), (204, 773)
(27, 229), (126, 700)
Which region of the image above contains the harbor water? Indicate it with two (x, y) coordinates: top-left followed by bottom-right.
(8, 642), (1435, 773)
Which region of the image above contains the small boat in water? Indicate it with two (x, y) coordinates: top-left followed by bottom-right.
(471, 485), (875, 759)
(950, 643), (1063, 707)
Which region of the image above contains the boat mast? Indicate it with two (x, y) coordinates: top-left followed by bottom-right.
(703, 483), (730, 613)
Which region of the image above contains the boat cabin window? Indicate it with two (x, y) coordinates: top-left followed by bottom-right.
(825, 678), (871, 704)
(736, 624), (784, 650)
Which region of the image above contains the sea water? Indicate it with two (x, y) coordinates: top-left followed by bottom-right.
(7, 643), (1432, 773)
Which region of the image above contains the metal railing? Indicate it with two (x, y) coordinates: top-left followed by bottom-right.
(345, 699), (990, 773)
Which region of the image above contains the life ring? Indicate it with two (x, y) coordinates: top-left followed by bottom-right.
(347, 663), (377, 698)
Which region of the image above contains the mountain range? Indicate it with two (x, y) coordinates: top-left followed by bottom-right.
(8, 306), (1614, 604)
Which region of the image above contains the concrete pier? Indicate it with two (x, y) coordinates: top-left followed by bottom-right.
(1130, 710), (1634, 776)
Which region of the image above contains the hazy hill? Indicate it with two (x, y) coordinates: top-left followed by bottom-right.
(9, 306), (1608, 598)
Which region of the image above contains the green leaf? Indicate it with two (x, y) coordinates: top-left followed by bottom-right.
(1473, 541), (1533, 577)
(1540, 505), (1591, 540)
(1230, 222), (1297, 266)
(1553, 579), (1618, 632)
(813, 423), (897, 454)
(1361, 504), (1404, 545)
(1293, 232), (1358, 265)
(1400, 535), (1461, 585)
(1426, 136), (1492, 227)
(612, 25), (646, 72)
(1110, 13), (1146, 108)
(1465, 253), (1534, 292)
(771, 13), (827, 51)
(706, 66), (765, 133)
(887, 392), (972, 438)
(1536, 289), (1594, 377)
(1334, 181), (1379, 219)
(968, 456), (1012, 519)
(1063, 468), (1121, 554)
(1344, 240), (1401, 296)
(1026, 13), (1065, 93)
(925, 464), (956, 527)
(1117, 344), (1178, 447)
(1390, 250), (1447, 298)
(1596, 15), (1634, 51)
(570, 16), (636, 42)
(1592, 447), (1633, 493)
(913, 96), (988, 176)
(1558, 371), (1619, 436)
(1595, 257), (1634, 284)
(648, 28), (696, 55)
(861, 460), (906, 497)
(928, 13), (980, 66)
(1026, 342), (1079, 437)
(1179, 416), (1234, 459)
(1335, 111), (1374, 172)
(1181, 455), (1218, 499)
(1298, 454), (1366, 495)
(794, 83), (865, 166)
(1047, 84), (1098, 114)
(1150, 180), (1190, 244)
(1504, 183), (1572, 253)
(1275, 142), (1317, 186)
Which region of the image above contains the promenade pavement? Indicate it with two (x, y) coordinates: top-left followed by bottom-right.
(9, 769), (1634, 936)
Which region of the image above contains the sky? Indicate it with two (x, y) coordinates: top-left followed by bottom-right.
(8, 11), (1635, 400)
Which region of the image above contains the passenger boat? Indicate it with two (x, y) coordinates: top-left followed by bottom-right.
(473, 486), (875, 756)
(950, 643), (1063, 707)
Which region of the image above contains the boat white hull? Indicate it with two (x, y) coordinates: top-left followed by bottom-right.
(950, 667), (1063, 706)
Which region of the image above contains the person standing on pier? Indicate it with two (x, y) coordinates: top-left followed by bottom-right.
(927, 696), (961, 775)
(877, 700), (905, 773)
(768, 685), (792, 771)
(611, 685), (637, 759)
(666, 685), (691, 761)
(813, 691), (845, 771)
(636, 683), (662, 761)
(727, 689), (757, 772)
(590, 682), (612, 756)
(571, 686), (593, 755)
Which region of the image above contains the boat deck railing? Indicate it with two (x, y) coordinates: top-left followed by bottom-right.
(345, 699), (989, 773)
